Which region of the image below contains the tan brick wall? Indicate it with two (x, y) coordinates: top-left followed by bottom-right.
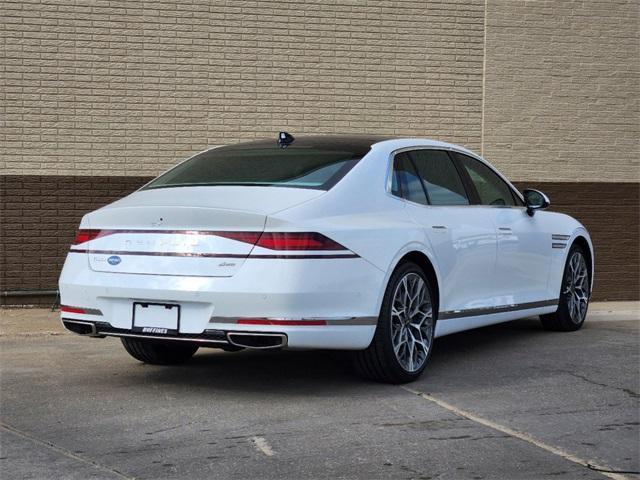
(1, 1), (639, 302)
(483, 0), (639, 182)
(1, 0), (485, 176)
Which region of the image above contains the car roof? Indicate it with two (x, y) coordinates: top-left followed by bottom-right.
(219, 135), (480, 159)
(369, 137), (480, 158)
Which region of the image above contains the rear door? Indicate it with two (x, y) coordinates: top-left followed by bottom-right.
(392, 149), (498, 314)
(452, 152), (552, 304)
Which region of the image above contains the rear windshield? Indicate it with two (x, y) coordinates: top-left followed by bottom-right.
(144, 137), (377, 191)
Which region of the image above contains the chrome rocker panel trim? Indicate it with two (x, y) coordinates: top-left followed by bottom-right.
(439, 299), (558, 320)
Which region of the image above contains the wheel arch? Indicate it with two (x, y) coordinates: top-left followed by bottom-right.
(571, 235), (594, 293)
(395, 251), (440, 321)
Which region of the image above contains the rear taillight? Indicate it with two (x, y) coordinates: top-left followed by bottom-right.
(73, 229), (101, 245)
(256, 232), (347, 251)
(214, 231), (262, 244)
(71, 229), (346, 251)
(220, 231), (347, 250)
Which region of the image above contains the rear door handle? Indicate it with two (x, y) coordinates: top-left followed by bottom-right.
(498, 227), (512, 234)
(431, 225), (447, 230)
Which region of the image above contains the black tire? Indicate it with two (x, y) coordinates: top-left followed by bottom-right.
(540, 245), (590, 332)
(121, 338), (199, 365)
(353, 261), (436, 384)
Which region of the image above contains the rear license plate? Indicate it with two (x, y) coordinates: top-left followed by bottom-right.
(133, 302), (180, 334)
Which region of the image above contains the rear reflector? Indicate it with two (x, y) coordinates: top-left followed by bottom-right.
(60, 305), (86, 314)
(237, 319), (327, 326)
(256, 232), (346, 251)
(60, 305), (103, 316)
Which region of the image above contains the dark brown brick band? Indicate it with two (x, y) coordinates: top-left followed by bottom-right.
(1, 175), (149, 307)
(1, 176), (637, 306)
(513, 181), (639, 302)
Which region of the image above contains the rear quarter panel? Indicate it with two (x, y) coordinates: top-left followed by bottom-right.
(265, 146), (440, 315)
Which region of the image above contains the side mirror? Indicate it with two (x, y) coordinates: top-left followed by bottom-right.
(523, 189), (550, 216)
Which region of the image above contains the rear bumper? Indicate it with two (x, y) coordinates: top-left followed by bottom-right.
(61, 318), (289, 349)
(61, 317), (376, 350)
(59, 252), (384, 349)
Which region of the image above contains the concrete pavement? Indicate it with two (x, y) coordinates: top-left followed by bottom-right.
(1, 303), (638, 479)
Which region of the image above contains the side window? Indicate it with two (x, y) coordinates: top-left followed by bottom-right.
(454, 153), (518, 207)
(409, 150), (469, 206)
(392, 152), (427, 204)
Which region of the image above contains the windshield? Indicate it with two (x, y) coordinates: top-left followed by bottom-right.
(143, 136), (381, 191)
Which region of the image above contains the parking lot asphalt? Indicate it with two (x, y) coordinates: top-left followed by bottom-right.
(1, 303), (638, 480)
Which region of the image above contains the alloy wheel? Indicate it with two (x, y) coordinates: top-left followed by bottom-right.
(390, 273), (434, 372)
(563, 251), (589, 323)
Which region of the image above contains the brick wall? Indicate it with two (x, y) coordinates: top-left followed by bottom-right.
(0, 175), (149, 305)
(483, 0), (639, 182)
(2, 0), (485, 176)
(1, 0), (638, 305)
(512, 182), (639, 302)
(1, 176), (637, 305)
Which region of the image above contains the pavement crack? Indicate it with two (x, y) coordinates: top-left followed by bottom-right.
(145, 422), (193, 436)
(1, 422), (135, 480)
(562, 371), (639, 398)
(400, 386), (631, 480)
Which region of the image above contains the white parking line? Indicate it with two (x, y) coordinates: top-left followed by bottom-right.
(401, 387), (631, 480)
(250, 435), (275, 457)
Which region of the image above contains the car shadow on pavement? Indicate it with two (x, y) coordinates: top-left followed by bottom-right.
(139, 317), (549, 393)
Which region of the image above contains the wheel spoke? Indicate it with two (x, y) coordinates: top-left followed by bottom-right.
(417, 307), (432, 325)
(414, 337), (430, 356)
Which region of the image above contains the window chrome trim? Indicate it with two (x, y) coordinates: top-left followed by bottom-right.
(385, 145), (526, 208)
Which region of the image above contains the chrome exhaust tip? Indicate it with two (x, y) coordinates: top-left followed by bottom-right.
(61, 319), (103, 337)
(227, 332), (287, 349)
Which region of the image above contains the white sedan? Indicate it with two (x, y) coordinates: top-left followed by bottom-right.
(59, 134), (593, 383)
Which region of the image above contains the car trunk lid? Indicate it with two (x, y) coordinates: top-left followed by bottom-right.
(77, 186), (324, 277)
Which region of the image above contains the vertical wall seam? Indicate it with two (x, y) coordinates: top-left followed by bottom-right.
(480, 0), (488, 157)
